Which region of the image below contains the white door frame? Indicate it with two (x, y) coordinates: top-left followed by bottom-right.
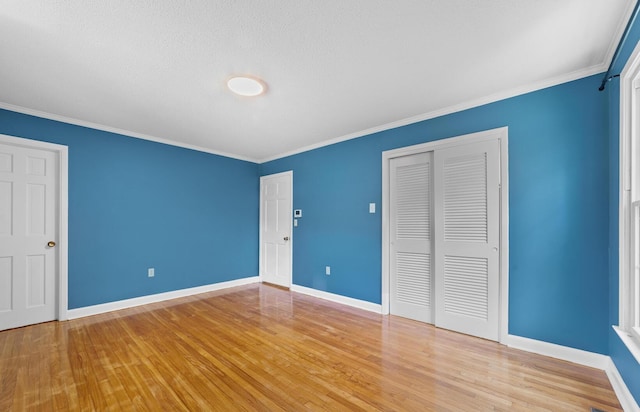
(259, 170), (293, 287)
(381, 127), (509, 343)
(0, 133), (68, 322)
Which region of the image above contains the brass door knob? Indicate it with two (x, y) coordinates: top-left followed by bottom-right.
(47, 241), (56, 247)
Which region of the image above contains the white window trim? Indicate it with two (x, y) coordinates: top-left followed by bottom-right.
(617, 40), (640, 364)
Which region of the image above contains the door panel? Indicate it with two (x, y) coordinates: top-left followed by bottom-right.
(0, 143), (58, 331)
(261, 172), (292, 288)
(443, 255), (489, 319)
(26, 254), (46, 307)
(0, 182), (12, 235)
(390, 153), (433, 323)
(434, 139), (500, 341)
(0, 257), (12, 311)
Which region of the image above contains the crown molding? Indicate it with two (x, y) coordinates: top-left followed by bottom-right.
(258, 64), (606, 163)
(1, 62), (608, 165)
(0, 102), (260, 163)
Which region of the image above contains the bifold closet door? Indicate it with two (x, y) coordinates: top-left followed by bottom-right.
(389, 152), (434, 323)
(434, 139), (500, 341)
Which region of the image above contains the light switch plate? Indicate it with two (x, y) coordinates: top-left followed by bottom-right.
(369, 203), (376, 213)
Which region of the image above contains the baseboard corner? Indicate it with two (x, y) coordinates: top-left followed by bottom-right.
(505, 335), (640, 411)
(605, 357), (640, 412)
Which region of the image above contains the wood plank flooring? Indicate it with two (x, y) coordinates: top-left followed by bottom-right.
(0, 283), (623, 411)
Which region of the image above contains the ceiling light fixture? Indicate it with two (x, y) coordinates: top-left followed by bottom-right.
(227, 76), (266, 97)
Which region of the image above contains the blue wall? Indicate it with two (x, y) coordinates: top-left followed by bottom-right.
(0, 109), (259, 309)
(606, 9), (640, 404)
(261, 74), (610, 355)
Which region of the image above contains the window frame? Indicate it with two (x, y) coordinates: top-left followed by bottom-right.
(617, 40), (640, 363)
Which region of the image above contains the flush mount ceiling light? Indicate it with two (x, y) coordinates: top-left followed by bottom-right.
(227, 76), (266, 97)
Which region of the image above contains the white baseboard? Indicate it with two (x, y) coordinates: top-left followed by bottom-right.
(506, 334), (610, 369)
(506, 334), (639, 411)
(290, 284), (382, 314)
(67, 276), (259, 319)
(605, 358), (640, 412)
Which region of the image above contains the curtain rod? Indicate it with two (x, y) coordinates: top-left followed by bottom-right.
(599, 0), (640, 91)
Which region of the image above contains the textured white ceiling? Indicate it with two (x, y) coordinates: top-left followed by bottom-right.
(0, 1), (634, 162)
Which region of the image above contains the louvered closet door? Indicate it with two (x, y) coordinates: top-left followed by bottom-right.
(390, 152), (434, 323)
(434, 140), (500, 341)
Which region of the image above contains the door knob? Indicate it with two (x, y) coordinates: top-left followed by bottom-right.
(47, 241), (56, 247)
(283, 236), (290, 241)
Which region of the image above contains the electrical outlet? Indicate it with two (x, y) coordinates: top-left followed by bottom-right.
(325, 266), (331, 275)
(148, 268), (155, 278)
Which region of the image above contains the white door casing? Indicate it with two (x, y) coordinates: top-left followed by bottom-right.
(260, 171), (293, 288)
(434, 139), (500, 341)
(389, 152), (434, 323)
(0, 135), (68, 330)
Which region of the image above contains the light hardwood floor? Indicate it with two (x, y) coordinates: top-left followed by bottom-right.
(0, 283), (623, 411)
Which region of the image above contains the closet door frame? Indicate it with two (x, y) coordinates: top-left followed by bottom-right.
(381, 127), (509, 344)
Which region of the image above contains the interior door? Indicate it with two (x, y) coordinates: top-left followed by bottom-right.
(260, 172), (292, 288)
(0, 143), (58, 331)
(434, 139), (500, 341)
(389, 152), (434, 323)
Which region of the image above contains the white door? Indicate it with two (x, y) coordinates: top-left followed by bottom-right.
(434, 139), (500, 341)
(389, 152), (434, 323)
(260, 172), (292, 288)
(0, 142), (58, 331)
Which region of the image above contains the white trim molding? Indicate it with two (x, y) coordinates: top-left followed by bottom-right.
(381, 127), (509, 343)
(618, 35), (640, 366)
(259, 65), (608, 163)
(506, 334), (610, 370)
(0, 134), (69, 322)
(606, 357), (640, 412)
(507, 334), (639, 411)
(614, 325), (640, 365)
(0, 102), (259, 163)
(67, 276), (259, 319)
(290, 284), (382, 314)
